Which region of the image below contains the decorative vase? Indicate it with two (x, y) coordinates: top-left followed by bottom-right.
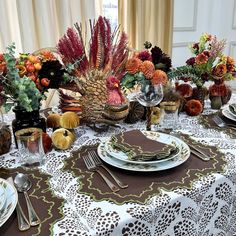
(209, 79), (232, 109)
(12, 107), (46, 148)
(192, 86), (208, 107)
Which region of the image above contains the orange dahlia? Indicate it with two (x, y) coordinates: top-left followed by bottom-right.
(212, 64), (227, 77)
(151, 70), (168, 85)
(125, 57), (142, 74)
(139, 60), (155, 79)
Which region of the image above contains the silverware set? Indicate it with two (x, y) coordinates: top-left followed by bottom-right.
(212, 115), (236, 130)
(170, 132), (211, 161)
(83, 151), (128, 192)
(8, 173), (40, 231)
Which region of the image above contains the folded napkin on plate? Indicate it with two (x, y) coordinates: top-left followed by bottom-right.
(110, 130), (178, 161)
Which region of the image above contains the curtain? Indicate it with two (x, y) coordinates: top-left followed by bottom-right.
(0, 0), (102, 54)
(118, 0), (173, 55)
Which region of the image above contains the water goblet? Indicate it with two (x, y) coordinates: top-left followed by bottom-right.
(136, 83), (164, 130)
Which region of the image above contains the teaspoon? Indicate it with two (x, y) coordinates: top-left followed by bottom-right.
(14, 173), (41, 226)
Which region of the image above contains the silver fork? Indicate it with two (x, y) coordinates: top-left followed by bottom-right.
(89, 151), (128, 189)
(82, 155), (120, 192)
(212, 115), (236, 129)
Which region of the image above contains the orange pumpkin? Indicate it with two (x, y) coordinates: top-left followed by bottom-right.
(185, 99), (203, 116)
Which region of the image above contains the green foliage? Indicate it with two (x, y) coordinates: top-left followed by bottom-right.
(167, 65), (206, 87)
(121, 72), (150, 90)
(2, 43), (42, 112)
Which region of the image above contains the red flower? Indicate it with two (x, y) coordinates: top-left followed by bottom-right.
(186, 57), (195, 66)
(137, 50), (152, 61)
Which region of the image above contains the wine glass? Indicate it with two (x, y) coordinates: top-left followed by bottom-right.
(136, 83), (164, 130)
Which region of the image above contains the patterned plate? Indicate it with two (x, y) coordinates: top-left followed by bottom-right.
(97, 138), (190, 172)
(222, 107), (236, 122)
(0, 180), (7, 212)
(104, 131), (181, 165)
(0, 178), (18, 227)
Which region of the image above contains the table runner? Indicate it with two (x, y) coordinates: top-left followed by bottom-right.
(0, 168), (64, 236)
(64, 135), (226, 204)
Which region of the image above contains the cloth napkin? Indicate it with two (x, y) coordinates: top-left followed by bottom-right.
(110, 130), (178, 161)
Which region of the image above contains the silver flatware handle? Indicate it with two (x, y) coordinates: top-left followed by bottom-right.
(101, 165), (128, 189)
(16, 202), (30, 231)
(188, 144), (210, 161)
(191, 149), (210, 161)
(24, 192), (41, 226)
(95, 169), (120, 192)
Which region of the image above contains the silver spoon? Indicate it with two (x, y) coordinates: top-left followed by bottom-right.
(14, 173), (41, 226)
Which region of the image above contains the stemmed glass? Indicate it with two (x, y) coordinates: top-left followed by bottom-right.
(136, 83), (164, 130)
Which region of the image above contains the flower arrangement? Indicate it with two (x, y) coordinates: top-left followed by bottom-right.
(0, 44), (67, 112)
(121, 42), (172, 90)
(168, 33), (236, 86)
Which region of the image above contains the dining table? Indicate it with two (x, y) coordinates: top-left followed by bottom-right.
(0, 95), (236, 236)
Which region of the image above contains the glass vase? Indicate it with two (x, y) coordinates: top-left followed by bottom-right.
(12, 107), (46, 148)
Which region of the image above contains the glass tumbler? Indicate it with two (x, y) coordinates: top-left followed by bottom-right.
(15, 128), (45, 168)
(159, 101), (179, 130)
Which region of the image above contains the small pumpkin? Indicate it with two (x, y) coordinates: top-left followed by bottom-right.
(46, 113), (61, 129)
(185, 99), (203, 116)
(60, 112), (80, 129)
(51, 128), (75, 150)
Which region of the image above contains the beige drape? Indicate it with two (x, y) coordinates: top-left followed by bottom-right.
(118, 0), (173, 55)
(0, 0), (102, 54)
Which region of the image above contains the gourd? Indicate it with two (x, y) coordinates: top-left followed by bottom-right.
(0, 125), (12, 155)
(60, 112), (80, 129)
(51, 128), (75, 150)
(46, 113), (61, 129)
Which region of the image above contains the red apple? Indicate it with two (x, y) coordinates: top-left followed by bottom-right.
(42, 132), (52, 153)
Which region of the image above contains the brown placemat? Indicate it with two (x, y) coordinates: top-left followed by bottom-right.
(199, 111), (236, 138)
(64, 135), (226, 205)
(0, 168), (64, 236)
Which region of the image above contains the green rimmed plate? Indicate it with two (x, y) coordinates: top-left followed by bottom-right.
(98, 133), (190, 172)
(0, 178), (18, 227)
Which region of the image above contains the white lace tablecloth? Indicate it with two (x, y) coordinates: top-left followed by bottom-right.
(1, 97), (236, 236)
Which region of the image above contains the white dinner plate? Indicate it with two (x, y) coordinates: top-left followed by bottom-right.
(104, 131), (181, 165)
(0, 181), (6, 212)
(0, 178), (18, 227)
(97, 136), (190, 172)
(222, 107), (236, 122)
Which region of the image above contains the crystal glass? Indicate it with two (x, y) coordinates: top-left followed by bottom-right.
(15, 128), (45, 168)
(136, 84), (164, 130)
(159, 101), (179, 130)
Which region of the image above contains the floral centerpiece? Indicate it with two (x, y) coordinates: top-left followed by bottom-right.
(0, 43), (67, 112)
(168, 33), (236, 87)
(121, 42), (172, 90)
(168, 33), (236, 108)
(0, 43), (69, 144)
